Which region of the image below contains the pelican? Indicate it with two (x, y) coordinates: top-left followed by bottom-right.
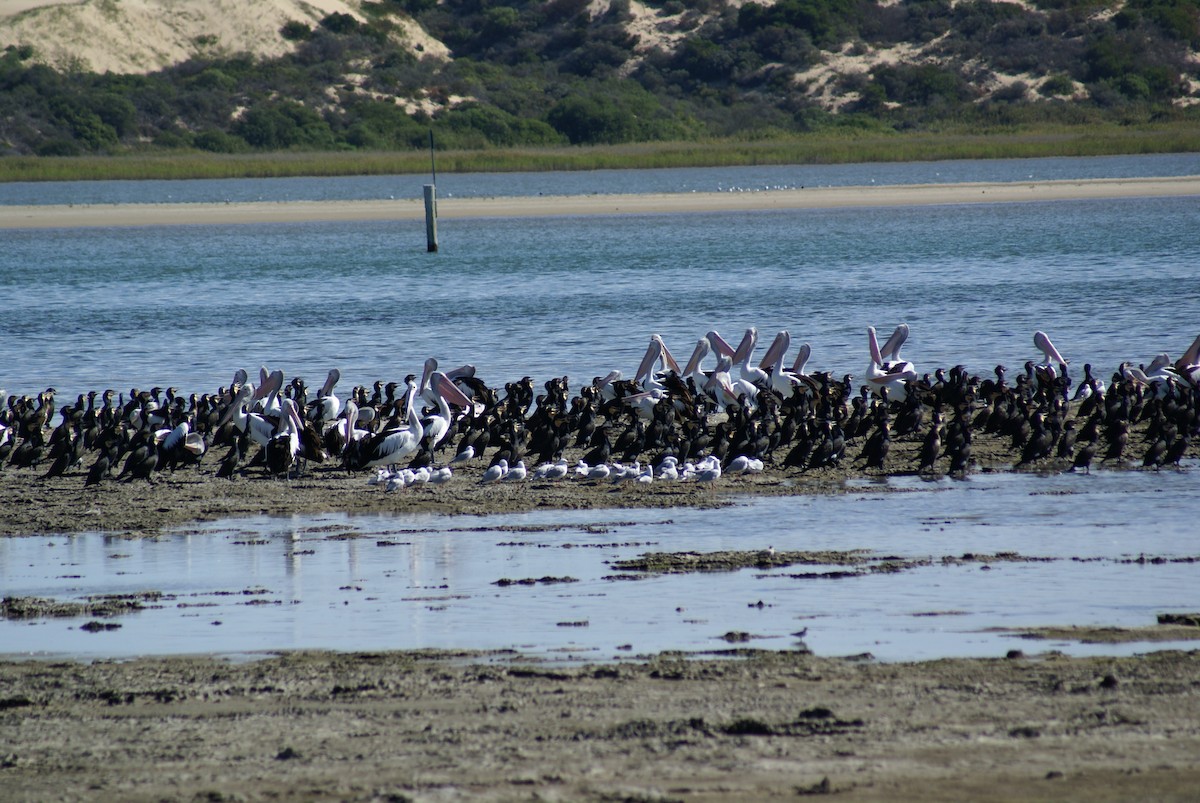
(421, 370), (477, 453)
(591, 370), (623, 403)
(216, 385), (276, 447)
(702, 355), (742, 412)
(308, 368), (342, 424)
(265, 398), (303, 478)
(356, 380), (424, 471)
(866, 324), (917, 401)
(327, 400), (369, 458)
(623, 388), (665, 422)
(156, 417), (206, 469)
(1033, 331), (1068, 385)
(758, 330), (814, 396)
(731, 327), (768, 389)
(635, 334), (681, 393)
(681, 338), (711, 390)
(1121, 362), (1181, 397)
(1174, 334), (1200, 386)
(707, 328), (762, 405)
(248, 368), (285, 416)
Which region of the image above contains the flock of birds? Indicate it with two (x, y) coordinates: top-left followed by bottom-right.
(2, 326), (1198, 490)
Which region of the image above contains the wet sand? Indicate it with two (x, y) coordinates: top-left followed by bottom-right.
(3, 175), (1199, 228)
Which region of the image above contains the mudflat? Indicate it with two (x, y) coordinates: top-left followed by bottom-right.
(0, 420), (1120, 537)
(2, 648), (1199, 801)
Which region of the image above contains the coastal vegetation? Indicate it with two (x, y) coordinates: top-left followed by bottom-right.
(1, 123), (1198, 182)
(1, 0), (1199, 179)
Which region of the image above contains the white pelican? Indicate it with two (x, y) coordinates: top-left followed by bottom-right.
(1175, 334), (1200, 386)
(731, 327), (768, 389)
(635, 334), (681, 393)
(702, 355), (742, 412)
(358, 380), (424, 471)
(265, 398), (303, 477)
(791, 342), (812, 376)
(866, 324), (917, 401)
(249, 368), (284, 416)
(217, 385), (276, 447)
(327, 400), (370, 458)
(758, 330), (814, 396)
(308, 368), (342, 424)
(1121, 362), (1182, 397)
(623, 388), (666, 422)
(707, 328), (763, 404)
(1033, 331), (1068, 385)
(594, 370), (623, 403)
(421, 370), (477, 453)
(681, 338), (711, 390)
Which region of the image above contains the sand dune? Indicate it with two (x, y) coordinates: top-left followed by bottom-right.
(0, 0), (375, 74)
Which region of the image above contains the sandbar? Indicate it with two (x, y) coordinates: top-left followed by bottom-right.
(2, 175), (1198, 228)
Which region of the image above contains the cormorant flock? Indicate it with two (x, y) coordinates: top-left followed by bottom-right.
(2, 327), (1197, 489)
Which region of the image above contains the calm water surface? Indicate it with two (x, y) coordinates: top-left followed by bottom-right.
(1, 156), (1197, 661)
(1, 467), (1197, 662)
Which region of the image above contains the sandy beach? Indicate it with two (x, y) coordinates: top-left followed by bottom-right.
(2, 175), (1199, 228)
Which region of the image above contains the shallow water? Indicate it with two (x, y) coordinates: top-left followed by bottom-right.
(3, 464), (1197, 662)
(4, 189), (1198, 404)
